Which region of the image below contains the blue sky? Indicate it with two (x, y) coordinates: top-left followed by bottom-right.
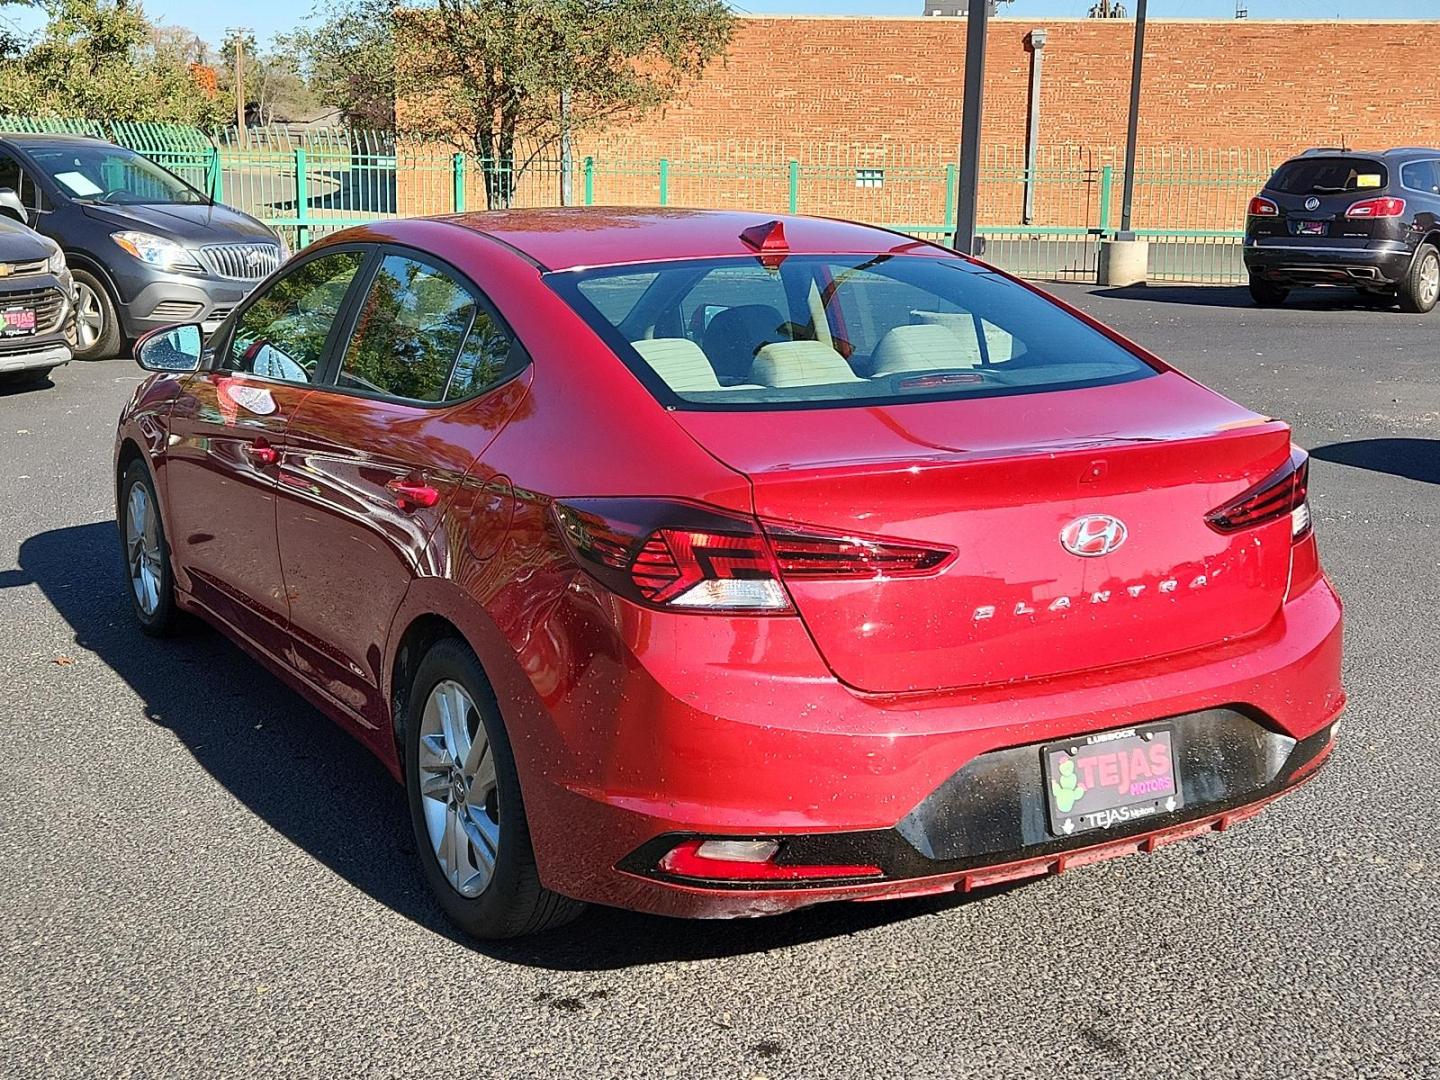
(4, 0), (1433, 51)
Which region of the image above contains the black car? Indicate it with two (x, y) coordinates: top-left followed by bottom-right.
(0, 209), (74, 387)
(1243, 147), (1440, 313)
(0, 133), (286, 360)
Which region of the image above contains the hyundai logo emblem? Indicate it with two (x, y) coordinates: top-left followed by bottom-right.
(1060, 515), (1128, 558)
(1304, 196), (1321, 211)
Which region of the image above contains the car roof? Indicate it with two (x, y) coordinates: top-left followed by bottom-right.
(0, 132), (117, 149)
(1293, 146), (1440, 162)
(390, 208), (954, 273)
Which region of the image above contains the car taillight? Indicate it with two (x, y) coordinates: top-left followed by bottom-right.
(1205, 447), (1311, 541)
(1248, 195), (1280, 217)
(553, 498), (955, 614)
(1345, 196), (1406, 219)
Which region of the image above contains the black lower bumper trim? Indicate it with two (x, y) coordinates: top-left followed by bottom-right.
(620, 710), (1335, 890)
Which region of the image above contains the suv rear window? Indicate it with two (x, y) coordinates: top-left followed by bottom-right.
(549, 255), (1155, 410)
(1267, 156), (1388, 196)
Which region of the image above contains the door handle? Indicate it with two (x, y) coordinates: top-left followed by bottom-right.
(244, 440), (278, 467)
(385, 477), (440, 511)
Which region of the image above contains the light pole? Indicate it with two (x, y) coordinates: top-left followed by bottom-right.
(1118, 0), (1147, 236)
(1097, 0), (1150, 285)
(951, 0), (993, 255)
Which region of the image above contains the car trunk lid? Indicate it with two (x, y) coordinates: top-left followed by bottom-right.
(671, 373), (1296, 694)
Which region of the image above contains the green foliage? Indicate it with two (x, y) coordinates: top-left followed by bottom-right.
(0, 0), (225, 125)
(400, 0), (734, 206)
(292, 0), (733, 207)
(276, 0), (396, 130)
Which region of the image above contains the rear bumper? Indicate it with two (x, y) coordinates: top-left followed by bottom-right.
(515, 572), (1345, 918)
(1244, 240), (1414, 286)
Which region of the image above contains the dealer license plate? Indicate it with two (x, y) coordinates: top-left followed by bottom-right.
(1043, 725), (1183, 837)
(1, 306), (36, 336)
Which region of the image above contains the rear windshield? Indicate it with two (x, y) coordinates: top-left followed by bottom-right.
(548, 255), (1156, 410)
(1267, 156), (1388, 196)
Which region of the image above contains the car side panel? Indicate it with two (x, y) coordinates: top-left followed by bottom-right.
(164, 372), (311, 653)
(273, 374), (532, 732)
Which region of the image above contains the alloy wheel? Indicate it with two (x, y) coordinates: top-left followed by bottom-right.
(1420, 253), (1440, 309)
(417, 679), (501, 898)
(125, 482), (162, 616)
(75, 282), (105, 350)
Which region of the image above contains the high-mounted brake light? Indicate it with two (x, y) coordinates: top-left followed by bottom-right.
(1346, 196), (1406, 219)
(553, 499), (955, 614)
(1205, 447), (1311, 541)
(657, 839), (882, 882)
(1248, 195), (1280, 217)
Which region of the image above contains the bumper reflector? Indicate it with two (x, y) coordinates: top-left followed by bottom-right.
(658, 839), (884, 882)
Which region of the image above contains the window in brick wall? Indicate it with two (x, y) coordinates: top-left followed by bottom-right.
(855, 168), (885, 190)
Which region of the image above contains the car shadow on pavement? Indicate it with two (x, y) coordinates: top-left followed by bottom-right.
(12, 521), (1003, 970)
(1310, 438), (1440, 485)
(0, 373), (56, 396)
(1091, 284), (1395, 311)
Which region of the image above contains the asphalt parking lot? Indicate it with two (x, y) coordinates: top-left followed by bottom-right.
(2, 282), (1437, 1080)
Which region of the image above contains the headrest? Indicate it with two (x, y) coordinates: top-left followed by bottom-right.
(629, 338), (722, 393)
(871, 323), (981, 376)
(750, 341), (862, 387)
(701, 304), (789, 383)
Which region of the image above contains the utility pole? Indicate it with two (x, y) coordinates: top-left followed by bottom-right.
(228, 27), (248, 143)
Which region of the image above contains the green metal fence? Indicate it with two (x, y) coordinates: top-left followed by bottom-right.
(0, 116), (1277, 284)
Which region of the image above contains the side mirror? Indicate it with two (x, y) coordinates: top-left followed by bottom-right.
(135, 323), (204, 373)
(0, 188), (27, 224)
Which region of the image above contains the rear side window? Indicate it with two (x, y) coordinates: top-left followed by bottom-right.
(551, 254), (1155, 410)
(1268, 157), (1387, 195)
(339, 254), (474, 401)
(1401, 160), (1440, 195)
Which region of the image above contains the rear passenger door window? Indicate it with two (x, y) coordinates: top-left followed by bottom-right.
(336, 252), (521, 403)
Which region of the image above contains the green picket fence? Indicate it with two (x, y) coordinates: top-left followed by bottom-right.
(0, 116), (1278, 284)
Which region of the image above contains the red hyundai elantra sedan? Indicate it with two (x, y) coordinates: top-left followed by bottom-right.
(115, 209), (1344, 938)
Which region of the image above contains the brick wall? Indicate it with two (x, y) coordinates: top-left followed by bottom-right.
(401, 18), (1440, 231)
(589, 17), (1440, 160)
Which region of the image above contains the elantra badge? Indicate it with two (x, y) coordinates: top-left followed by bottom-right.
(1060, 514), (1127, 557)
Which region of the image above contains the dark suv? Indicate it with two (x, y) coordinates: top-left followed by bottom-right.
(0, 133), (285, 359)
(1243, 147), (1440, 313)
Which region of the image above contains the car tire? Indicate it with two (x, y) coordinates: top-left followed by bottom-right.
(72, 269), (123, 361)
(1248, 275), (1289, 307)
(1398, 244), (1440, 314)
(403, 637), (585, 939)
(118, 459), (183, 636)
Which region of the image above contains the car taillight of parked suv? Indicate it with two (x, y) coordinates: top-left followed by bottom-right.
(1243, 147), (1440, 313)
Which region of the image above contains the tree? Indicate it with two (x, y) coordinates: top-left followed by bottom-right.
(401, 0), (733, 207)
(276, 0), (396, 130)
(290, 0), (732, 208)
(0, 0), (224, 124)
